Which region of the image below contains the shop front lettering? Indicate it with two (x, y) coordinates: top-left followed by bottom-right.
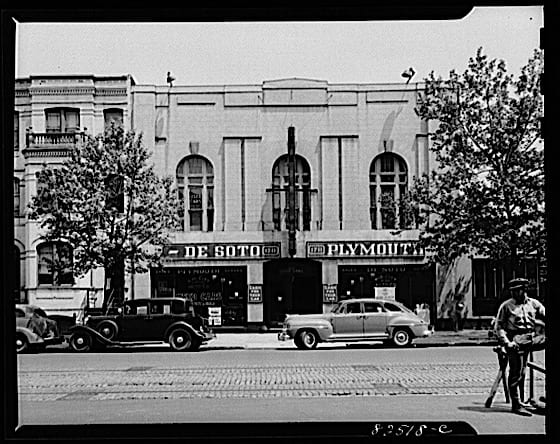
(163, 243), (281, 260)
(307, 241), (424, 258)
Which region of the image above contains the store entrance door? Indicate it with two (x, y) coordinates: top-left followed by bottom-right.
(263, 259), (322, 327)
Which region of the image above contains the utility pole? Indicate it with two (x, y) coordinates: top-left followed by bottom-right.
(287, 126), (297, 257)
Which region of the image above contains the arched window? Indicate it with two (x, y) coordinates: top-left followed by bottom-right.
(14, 246), (21, 302)
(271, 155), (312, 231)
(369, 153), (409, 229)
(14, 178), (20, 217)
(37, 242), (74, 286)
(176, 156), (214, 232)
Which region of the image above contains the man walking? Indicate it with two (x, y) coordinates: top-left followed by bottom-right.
(494, 278), (546, 416)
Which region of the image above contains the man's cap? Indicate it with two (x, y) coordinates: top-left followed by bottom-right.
(507, 278), (530, 290)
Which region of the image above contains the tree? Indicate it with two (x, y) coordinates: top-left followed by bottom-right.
(29, 123), (183, 309)
(409, 47), (544, 269)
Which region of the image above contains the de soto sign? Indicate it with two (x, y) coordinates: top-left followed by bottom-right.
(163, 243), (281, 260)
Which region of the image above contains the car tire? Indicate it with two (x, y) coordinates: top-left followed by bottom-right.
(16, 333), (29, 354)
(296, 329), (319, 350)
(392, 328), (412, 347)
(69, 331), (93, 352)
(168, 328), (199, 351)
(96, 321), (118, 341)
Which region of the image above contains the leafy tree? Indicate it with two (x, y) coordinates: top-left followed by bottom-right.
(29, 123), (183, 309)
(409, 47), (544, 268)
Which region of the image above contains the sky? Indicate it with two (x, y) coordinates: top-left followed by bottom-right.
(15, 6), (542, 86)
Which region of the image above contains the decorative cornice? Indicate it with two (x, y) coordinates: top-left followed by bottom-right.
(29, 87), (96, 96)
(95, 88), (128, 96)
(21, 147), (71, 158)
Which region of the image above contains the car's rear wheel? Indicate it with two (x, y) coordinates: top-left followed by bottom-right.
(296, 329), (319, 350)
(69, 331), (93, 352)
(16, 333), (29, 354)
(168, 328), (199, 351)
(392, 328), (412, 347)
(96, 321), (118, 341)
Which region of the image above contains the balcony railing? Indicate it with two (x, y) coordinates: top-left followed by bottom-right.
(26, 130), (86, 148)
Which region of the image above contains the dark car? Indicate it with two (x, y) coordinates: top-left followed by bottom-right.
(68, 297), (214, 352)
(16, 304), (65, 353)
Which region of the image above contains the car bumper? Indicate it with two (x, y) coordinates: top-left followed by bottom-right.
(199, 331), (216, 342)
(278, 330), (289, 341)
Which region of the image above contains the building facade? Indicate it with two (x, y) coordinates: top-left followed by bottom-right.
(13, 75), (545, 329)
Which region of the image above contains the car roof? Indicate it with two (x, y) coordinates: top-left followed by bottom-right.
(341, 298), (400, 304)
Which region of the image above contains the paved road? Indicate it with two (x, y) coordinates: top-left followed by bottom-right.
(16, 347), (546, 436)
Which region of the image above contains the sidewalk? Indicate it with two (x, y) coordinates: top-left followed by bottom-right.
(206, 329), (497, 350)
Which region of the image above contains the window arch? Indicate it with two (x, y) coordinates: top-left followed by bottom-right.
(271, 154), (312, 231)
(176, 156), (214, 232)
(37, 241), (74, 286)
(369, 153), (409, 229)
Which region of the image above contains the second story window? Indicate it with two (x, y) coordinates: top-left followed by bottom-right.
(370, 153), (408, 229)
(14, 178), (21, 217)
(37, 241), (74, 286)
(104, 108), (124, 129)
(45, 108), (80, 133)
(14, 111), (19, 150)
(271, 155), (312, 231)
(105, 174), (125, 213)
(176, 156), (214, 232)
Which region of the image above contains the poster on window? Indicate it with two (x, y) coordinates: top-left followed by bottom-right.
(208, 306), (222, 326)
(323, 284), (337, 303)
(374, 287), (396, 301)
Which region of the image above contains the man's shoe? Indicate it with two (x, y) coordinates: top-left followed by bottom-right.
(511, 405), (533, 417)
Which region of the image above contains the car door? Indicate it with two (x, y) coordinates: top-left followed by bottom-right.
(363, 301), (387, 338)
(332, 302), (363, 337)
(120, 300), (151, 341)
(146, 300), (175, 340)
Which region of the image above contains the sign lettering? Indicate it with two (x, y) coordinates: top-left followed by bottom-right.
(163, 243), (281, 260)
(306, 241), (425, 258)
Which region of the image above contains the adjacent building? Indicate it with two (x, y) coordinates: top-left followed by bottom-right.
(14, 75), (546, 330)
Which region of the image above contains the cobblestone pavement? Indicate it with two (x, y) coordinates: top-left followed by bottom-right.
(19, 362), (545, 402)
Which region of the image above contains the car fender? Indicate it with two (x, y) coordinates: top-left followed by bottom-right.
(387, 316), (422, 336)
(16, 326), (42, 344)
(164, 321), (202, 340)
(69, 324), (113, 345)
(289, 318), (334, 341)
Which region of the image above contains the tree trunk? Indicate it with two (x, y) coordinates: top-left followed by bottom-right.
(102, 259), (125, 311)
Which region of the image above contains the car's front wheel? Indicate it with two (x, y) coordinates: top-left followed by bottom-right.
(69, 331), (93, 352)
(96, 321), (118, 341)
(296, 329), (319, 350)
(392, 328), (412, 347)
(16, 333), (29, 354)
(168, 328), (200, 351)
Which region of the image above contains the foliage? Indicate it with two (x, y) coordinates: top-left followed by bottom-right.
(28, 123), (183, 295)
(410, 47), (544, 265)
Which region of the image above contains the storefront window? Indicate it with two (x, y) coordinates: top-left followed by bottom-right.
(151, 266), (247, 326)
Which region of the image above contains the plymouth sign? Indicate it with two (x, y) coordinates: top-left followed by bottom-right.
(163, 243), (281, 260)
(306, 241), (425, 258)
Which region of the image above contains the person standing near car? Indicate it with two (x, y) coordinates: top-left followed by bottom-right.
(494, 278), (545, 416)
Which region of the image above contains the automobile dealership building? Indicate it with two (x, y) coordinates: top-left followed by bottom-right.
(13, 74), (546, 329)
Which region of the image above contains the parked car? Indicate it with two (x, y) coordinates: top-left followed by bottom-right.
(68, 297), (215, 352)
(278, 298), (433, 349)
(15, 304), (65, 353)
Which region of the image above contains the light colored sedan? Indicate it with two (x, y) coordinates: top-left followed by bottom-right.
(278, 298), (433, 349)
(16, 304), (64, 353)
